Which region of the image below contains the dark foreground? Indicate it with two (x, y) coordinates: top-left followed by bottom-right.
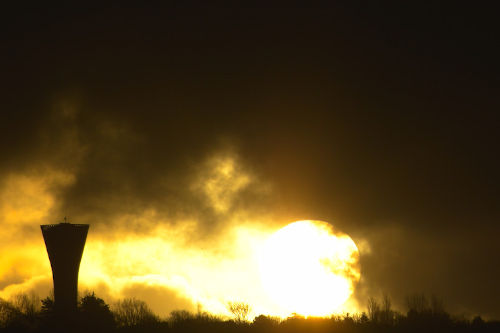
(1, 293), (498, 333)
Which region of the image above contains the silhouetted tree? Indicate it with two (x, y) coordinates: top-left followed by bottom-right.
(430, 294), (446, 315)
(168, 310), (196, 332)
(406, 293), (430, 316)
(78, 292), (115, 332)
(1, 289), (500, 333)
(169, 309), (194, 323)
(12, 292), (40, 319)
(367, 296), (380, 323)
(113, 298), (158, 329)
(227, 301), (251, 323)
(0, 298), (21, 329)
(168, 309), (226, 332)
(380, 293), (394, 325)
(37, 295), (56, 332)
(0, 293), (41, 332)
(472, 315), (486, 332)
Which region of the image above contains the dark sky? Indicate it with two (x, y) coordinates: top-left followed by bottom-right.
(2, 3), (499, 318)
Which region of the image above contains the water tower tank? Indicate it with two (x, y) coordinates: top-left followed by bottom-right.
(41, 222), (89, 313)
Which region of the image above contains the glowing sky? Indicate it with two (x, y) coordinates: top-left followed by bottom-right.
(2, 2), (499, 320)
(0, 152), (361, 318)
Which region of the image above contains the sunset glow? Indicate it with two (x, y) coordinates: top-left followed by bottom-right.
(259, 220), (360, 317)
(1, 4), (497, 327)
(0, 156), (362, 319)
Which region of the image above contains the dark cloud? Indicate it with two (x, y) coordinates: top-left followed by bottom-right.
(354, 224), (500, 318)
(2, 2), (499, 318)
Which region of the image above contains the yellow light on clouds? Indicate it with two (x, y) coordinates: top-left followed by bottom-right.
(0, 155), (362, 319)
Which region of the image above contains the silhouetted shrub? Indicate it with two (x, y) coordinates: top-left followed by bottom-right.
(39, 297), (54, 316)
(168, 309), (231, 333)
(253, 314), (280, 327)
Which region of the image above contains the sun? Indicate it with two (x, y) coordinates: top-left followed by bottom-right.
(259, 220), (360, 317)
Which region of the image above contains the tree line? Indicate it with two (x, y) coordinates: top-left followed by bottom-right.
(0, 292), (498, 333)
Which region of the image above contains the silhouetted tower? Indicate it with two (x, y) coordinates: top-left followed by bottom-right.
(41, 222), (89, 313)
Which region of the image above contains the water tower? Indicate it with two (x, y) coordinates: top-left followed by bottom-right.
(41, 222), (89, 313)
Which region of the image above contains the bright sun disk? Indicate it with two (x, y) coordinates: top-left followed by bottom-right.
(258, 220), (360, 317)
